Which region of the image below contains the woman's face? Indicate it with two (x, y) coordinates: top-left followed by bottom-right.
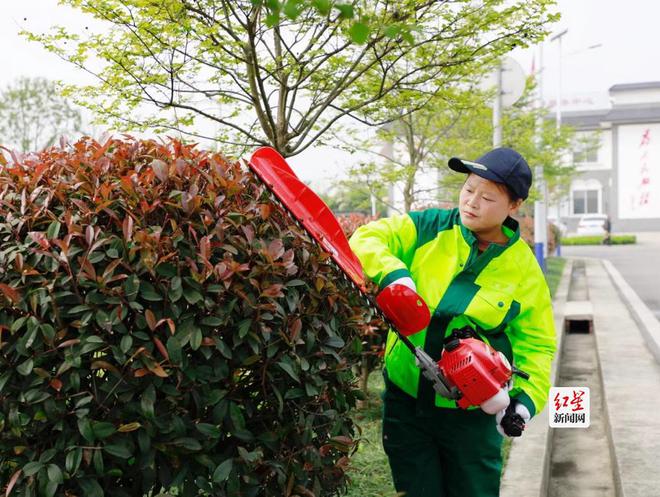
(459, 173), (522, 235)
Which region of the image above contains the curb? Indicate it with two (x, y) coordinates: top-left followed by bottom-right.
(602, 259), (660, 365)
(500, 258), (573, 497)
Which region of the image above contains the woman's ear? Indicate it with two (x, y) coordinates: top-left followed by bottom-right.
(509, 199), (523, 214)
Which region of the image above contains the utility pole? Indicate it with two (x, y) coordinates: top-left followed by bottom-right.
(493, 64), (503, 147)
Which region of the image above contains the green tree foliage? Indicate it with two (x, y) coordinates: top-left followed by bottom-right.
(0, 77), (82, 153)
(322, 179), (387, 216)
(27, 0), (557, 157)
(0, 137), (372, 497)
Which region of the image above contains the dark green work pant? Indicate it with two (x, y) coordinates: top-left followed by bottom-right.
(382, 375), (504, 497)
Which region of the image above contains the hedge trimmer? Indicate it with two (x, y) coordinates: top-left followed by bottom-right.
(248, 147), (526, 413)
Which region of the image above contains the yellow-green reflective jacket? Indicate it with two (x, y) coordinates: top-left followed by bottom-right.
(348, 208), (556, 417)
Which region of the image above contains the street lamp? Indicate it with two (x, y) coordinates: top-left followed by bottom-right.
(549, 29), (568, 130)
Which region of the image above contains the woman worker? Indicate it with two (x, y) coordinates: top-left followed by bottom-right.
(348, 147), (557, 497)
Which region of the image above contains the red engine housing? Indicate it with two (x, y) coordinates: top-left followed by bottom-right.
(438, 338), (512, 409)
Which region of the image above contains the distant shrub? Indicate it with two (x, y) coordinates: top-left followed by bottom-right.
(561, 235), (636, 245)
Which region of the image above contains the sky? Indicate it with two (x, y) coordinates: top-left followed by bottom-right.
(2, 0), (660, 190)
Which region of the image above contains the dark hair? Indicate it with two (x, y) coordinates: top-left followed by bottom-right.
(494, 181), (522, 203)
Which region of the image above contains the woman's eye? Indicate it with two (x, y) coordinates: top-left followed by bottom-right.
(483, 197), (494, 202)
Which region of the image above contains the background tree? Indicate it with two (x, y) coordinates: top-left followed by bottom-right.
(322, 178), (387, 216)
(28, 0), (558, 157)
(342, 78), (577, 212)
(0, 77), (82, 153)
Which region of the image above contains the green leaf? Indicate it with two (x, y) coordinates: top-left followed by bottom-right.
(141, 385), (156, 418)
(167, 335), (183, 364)
(201, 316), (223, 327)
(325, 336), (345, 348)
(212, 458), (233, 483)
(139, 281), (162, 301)
(104, 442), (132, 459)
(265, 12), (280, 27)
(47, 221), (61, 239)
(384, 25), (400, 38)
(40, 442), (59, 460)
(196, 423), (222, 438)
(183, 286), (203, 305)
(43, 481), (58, 497)
(173, 437), (202, 451)
(93, 421), (116, 439)
(0, 371), (12, 392)
(238, 319), (251, 339)
(277, 360), (300, 382)
(65, 448), (83, 475)
(305, 382), (319, 396)
(78, 478), (104, 497)
(190, 326), (202, 351)
(229, 402), (246, 431)
(311, 0), (331, 15)
(78, 418), (95, 443)
(348, 22), (370, 44)
(335, 3), (354, 19)
(215, 338), (232, 359)
(47, 464), (63, 484)
(120, 335), (132, 354)
(283, 0), (301, 20)
(17, 358), (34, 376)
(93, 449), (104, 474)
(22, 461), (43, 477)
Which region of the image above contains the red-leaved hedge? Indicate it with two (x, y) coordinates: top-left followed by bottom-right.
(0, 137), (372, 497)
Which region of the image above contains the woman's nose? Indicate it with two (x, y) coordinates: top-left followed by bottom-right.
(466, 196), (479, 209)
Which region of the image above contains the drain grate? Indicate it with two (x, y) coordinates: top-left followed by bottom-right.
(565, 318), (593, 334)
(564, 300), (594, 334)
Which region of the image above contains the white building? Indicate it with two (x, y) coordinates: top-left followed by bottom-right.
(558, 82), (660, 233)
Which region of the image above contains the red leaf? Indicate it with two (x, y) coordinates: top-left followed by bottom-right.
(28, 231), (50, 249)
(49, 378), (63, 392)
(145, 309), (157, 331)
(57, 339), (80, 349)
(267, 239), (284, 261)
(5, 468), (21, 496)
(123, 215), (134, 241)
(146, 361), (169, 378)
(200, 235), (211, 261)
(289, 318), (302, 341)
(262, 283), (284, 298)
(152, 159), (169, 182)
(86, 225), (95, 246)
(260, 203), (273, 219)
(153, 337), (169, 361)
(0, 284), (20, 304)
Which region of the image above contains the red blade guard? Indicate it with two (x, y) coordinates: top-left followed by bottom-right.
(375, 284), (431, 336)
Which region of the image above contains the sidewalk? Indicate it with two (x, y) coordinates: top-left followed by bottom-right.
(501, 257), (660, 497)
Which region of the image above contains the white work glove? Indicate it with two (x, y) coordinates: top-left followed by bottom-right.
(496, 399), (531, 437)
(387, 276), (416, 292)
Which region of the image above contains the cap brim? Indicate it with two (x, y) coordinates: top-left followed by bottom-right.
(448, 157), (470, 173)
(448, 157), (505, 184)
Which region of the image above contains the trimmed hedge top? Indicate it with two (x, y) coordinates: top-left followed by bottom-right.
(0, 137), (372, 497)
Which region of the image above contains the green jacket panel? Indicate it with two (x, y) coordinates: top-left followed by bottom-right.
(348, 208), (557, 417)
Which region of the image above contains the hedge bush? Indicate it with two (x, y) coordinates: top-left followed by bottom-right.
(0, 137), (372, 497)
(561, 234), (636, 246)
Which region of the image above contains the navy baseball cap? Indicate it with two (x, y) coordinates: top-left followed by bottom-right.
(448, 147), (532, 200)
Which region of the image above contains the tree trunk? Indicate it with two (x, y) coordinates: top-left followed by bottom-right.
(356, 358), (371, 409)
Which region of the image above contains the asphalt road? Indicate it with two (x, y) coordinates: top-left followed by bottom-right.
(560, 232), (660, 320)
